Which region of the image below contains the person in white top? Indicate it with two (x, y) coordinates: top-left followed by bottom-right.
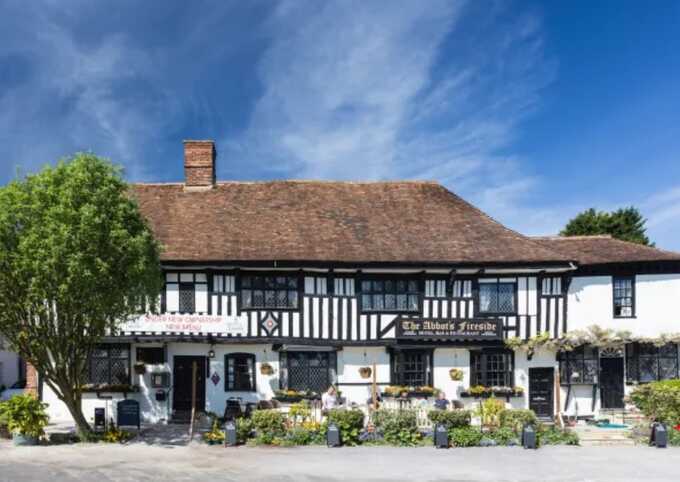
(322, 385), (339, 411)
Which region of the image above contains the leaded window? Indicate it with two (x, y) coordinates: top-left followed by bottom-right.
(225, 353), (256, 391)
(470, 349), (514, 387)
(478, 281), (516, 314)
(241, 274), (299, 309)
(391, 350), (433, 386)
(87, 344), (130, 385)
(613, 276), (635, 318)
(361, 278), (419, 313)
(626, 343), (678, 383)
(279, 351), (336, 394)
(558, 346), (598, 385)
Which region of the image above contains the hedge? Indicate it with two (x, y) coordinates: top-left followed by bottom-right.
(427, 410), (471, 429)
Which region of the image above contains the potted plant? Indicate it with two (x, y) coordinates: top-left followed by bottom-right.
(0, 394), (49, 446)
(133, 362), (146, 375)
(358, 367), (372, 379)
(260, 362), (275, 376)
(449, 368), (464, 381)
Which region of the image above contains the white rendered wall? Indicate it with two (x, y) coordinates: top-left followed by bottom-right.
(336, 347), (390, 404)
(568, 274), (680, 336)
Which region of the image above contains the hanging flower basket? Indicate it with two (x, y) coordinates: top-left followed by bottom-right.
(133, 363), (146, 375)
(358, 367), (372, 379)
(449, 368), (464, 381)
(260, 362), (275, 376)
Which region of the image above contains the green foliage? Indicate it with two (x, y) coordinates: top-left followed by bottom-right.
(251, 409), (287, 441)
(427, 410), (471, 429)
(486, 426), (519, 446)
(288, 400), (311, 426)
(475, 397), (505, 427)
(499, 409), (538, 432)
(100, 423), (133, 444)
(236, 417), (253, 444)
(536, 425), (579, 446)
(668, 427), (680, 446)
(203, 420), (225, 444)
(0, 394), (49, 438)
(326, 408), (365, 446)
(449, 426), (483, 447)
(629, 379), (680, 424)
(561, 207), (651, 246)
(0, 154), (163, 438)
(373, 409), (421, 446)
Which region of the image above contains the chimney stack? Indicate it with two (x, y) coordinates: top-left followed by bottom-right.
(183, 140), (216, 188)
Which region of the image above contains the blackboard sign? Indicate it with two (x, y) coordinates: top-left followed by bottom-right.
(94, 407), (106, 431)
(117, 399), (140, 429)
(395, 318), (502, 340)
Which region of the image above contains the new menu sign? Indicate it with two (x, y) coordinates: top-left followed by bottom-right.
(395, 318), (502, 340)
(121, 314), (247, 335)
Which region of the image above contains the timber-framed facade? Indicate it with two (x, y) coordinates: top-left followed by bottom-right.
(37, 140), (680, 423)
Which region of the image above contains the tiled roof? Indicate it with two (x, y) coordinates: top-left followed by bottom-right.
(130, 181), (572, 265)
(533, 235), (680, 265)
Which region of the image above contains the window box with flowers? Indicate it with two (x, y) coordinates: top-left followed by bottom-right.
(383, 385), (440, 399)
(272, 389), (320, 403)
(460, 385), (524, 401)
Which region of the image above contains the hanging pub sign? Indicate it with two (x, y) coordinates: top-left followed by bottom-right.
(395, 317), (502, 340)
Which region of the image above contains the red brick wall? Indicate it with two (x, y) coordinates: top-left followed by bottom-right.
(184, 140), (215, 187)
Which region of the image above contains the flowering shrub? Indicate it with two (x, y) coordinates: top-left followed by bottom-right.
(372, 409), (421, 446)
(629, 380), (680, 425)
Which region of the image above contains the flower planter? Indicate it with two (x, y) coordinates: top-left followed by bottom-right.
(358, 367), (372, 379)
(449, 368), (464, 381)
(12, 433), (39, 446)
(260, 363), (275, 376)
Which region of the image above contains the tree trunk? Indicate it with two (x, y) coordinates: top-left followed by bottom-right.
(61, 390), (93, 441)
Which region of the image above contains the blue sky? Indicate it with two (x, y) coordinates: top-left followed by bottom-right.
(1, 0), (679, 249)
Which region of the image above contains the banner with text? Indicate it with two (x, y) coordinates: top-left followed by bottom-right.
(121, 314), (247, 335)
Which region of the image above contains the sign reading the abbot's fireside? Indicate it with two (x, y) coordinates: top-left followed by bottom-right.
(396, 318), (502, 340)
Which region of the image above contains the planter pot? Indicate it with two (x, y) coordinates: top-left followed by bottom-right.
(260, 364), (275, 376)
(449, 368), (464, 381)
(358, 367), (372, 379)
(12, 433), (39, 446)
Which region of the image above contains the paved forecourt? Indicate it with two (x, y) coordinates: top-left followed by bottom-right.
(1, 442), (680, 482)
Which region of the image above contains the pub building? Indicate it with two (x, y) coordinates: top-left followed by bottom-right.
(36, 140), (680, 424)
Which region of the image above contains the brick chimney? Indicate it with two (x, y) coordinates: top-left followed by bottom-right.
(183, 140), (216, 187)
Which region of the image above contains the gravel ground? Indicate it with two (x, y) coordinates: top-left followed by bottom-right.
(1, 441), (680, 482)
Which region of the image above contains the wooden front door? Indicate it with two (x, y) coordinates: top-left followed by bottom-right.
(172, 356), (206, 416)
(600, 358), (625, 409)
(529, 368), (554, 419)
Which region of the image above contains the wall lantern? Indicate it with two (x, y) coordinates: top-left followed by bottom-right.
(208, 346), (215, 359)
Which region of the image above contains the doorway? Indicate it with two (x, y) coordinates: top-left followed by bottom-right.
(600, 357), (625, 409)
(172, 356), (206, 418)
(529, 367), (554, 419)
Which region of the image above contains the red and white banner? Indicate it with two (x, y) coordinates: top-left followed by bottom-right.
(121, 313), (247, 335)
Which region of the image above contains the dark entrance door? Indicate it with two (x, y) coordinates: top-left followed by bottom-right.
(529, 368), (554, 419)
(173, 356), (206, 417)
(600, 358), (624, 409)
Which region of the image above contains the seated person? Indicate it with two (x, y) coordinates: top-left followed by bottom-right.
(322, 385), (339, 412)
(433, 391), (450, 410)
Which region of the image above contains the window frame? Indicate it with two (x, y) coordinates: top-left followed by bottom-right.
(390, 349), (433, 387)
(613, 275), (635, 318)
(626, 343), (679, 383)
(87, 344), (131, 386)
(239, 272), (301, 311)
(470, 348), (514, 387)
(224, 353), (256, 392)
(476, 280), (518, 316)
(136, 346), (165, 365)
(558, 345), (599, 385)
(359, 275), (421, 314)
(278, 351), (337, 393)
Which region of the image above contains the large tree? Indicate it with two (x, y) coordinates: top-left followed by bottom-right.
(0, 154), (162, 439)
(560, 207), (652, 246)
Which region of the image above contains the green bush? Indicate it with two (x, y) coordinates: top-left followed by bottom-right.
(668, 427), (680, 446)
(629, 380), (680, 425)
(428, 410), (471, 429)
(236, 417), (253, 444)
(536, 425), (579, 446)
(449, 426), (483, 447)
(0, 394), (49, 438)
(326, 408), (365, 446)
(251, 409), (286, 441)
(373, 409), (421, 446)
(499, 409), (537, 432)
(486, 426), (519, 446)
(282, 427), (315, 446)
